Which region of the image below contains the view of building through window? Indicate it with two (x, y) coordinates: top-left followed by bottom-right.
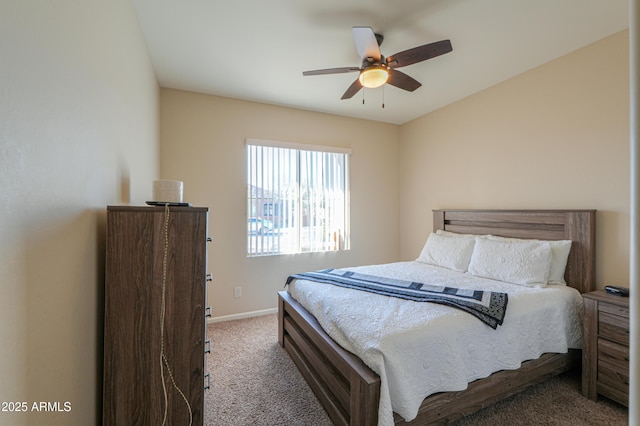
(247, 140), (350, 256)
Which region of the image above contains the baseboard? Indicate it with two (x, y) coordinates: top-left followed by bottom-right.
(207, 307), (278, 324)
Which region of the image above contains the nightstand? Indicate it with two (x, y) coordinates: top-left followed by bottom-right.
(582, 290), (629, 406)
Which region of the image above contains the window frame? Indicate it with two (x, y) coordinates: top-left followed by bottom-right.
(246, 138), (351, 257)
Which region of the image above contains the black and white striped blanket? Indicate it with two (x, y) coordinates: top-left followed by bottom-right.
(286, 269), (508, 329)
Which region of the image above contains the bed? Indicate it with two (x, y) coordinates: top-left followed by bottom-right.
(277, 209), (596, 425)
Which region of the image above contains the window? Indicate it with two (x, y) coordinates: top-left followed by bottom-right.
(247, 139), (350, 256)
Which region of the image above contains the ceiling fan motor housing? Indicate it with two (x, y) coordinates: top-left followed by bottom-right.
(362, 55), (386, 68)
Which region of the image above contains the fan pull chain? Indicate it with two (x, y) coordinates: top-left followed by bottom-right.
(382, 85), (385, 109)
(362, 87), (365, 105)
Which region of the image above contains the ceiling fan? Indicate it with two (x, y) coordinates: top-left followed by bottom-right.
(303, 26), (453, 100)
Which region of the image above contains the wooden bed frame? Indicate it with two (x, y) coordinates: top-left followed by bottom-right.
(278, 209), (596, 425)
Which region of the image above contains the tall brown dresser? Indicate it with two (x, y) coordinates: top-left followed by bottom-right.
(103, 205), (210, 425)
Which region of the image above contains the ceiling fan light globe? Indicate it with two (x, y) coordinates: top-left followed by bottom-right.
(359, 68), (388, 88)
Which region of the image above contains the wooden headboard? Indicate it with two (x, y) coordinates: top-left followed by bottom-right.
(433, 209), (596, 294)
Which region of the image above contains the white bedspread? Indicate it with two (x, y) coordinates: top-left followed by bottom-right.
(286, 261), (583, 426)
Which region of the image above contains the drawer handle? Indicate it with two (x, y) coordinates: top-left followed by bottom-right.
(205, 339), (211, 354)
(204, 373), (210, 390)
(207, 236), (213, 243)
(614, 371), (629, 385)
(206, 273), (213, 282)
(205, 306), (212, 318)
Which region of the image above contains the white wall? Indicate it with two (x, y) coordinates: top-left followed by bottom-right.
(0, 1), (159, 424)
(160, 90), (401, 318)
(400, 31), (630, 289)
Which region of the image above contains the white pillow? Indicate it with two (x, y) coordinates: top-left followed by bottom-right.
(436, 229), (469, 237)
(547, 240), (572, 284)
(486, 235), (571, 285)
(416, 233), (476, 272)
(468, 237), (553, 287)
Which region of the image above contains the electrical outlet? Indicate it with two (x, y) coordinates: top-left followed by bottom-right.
(234, 286), (242, 298)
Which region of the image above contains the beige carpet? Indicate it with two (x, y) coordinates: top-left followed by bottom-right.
(204, 314), (628, 426)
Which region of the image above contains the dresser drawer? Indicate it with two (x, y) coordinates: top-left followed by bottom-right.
(599, 302), (629, 319)
(598, 311), (630, 345)
(598, 338), (629, 368)
(597, 359), (629, 406)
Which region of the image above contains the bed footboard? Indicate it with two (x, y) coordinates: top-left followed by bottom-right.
(278, 291), (380, 426)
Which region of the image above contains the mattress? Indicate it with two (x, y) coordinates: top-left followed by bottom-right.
(286, 261), (583, 426)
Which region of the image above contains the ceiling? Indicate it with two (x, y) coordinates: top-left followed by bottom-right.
(133, 0), (629, 125)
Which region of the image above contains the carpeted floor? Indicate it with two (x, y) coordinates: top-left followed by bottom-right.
(204, 314), (628, 426)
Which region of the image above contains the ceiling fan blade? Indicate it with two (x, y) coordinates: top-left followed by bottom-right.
(386, 69), (422, 92)
(341, 78), (363, 100)
(352, 26), (381, 61)
(386, 40), (452, 68)
(303, 67), (360, 76)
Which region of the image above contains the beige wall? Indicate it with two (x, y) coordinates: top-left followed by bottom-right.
(160, 90), (401, 318)
(0, 1), (159, 425)
(400, 30), (630, 288)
